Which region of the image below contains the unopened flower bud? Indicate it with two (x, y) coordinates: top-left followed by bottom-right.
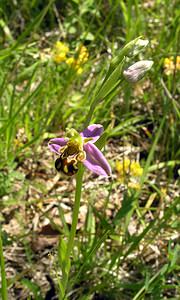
(123, 60), (153, 83)
(129, 39), (149, 57)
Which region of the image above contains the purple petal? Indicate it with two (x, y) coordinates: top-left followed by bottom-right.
(48, 138), (67, 154)
(81, 124), (103, 143)
(83, 143), (111, 177)
(49, 138), (68, 146)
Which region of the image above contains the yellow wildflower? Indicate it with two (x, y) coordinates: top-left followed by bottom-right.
(76, 45), (89, 65)
(55, 41), (69, 53)
(116, 158), (143, 190)
(65, 45), (89, 75)
(52, 41), (69, 63)
(164, 56), (180, 75)
(66, 57), (75, 66)
(116, 158), (131, 175)
(130, 161), (143, 177)
(76, 67), (83, 75)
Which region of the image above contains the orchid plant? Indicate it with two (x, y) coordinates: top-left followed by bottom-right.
(48, 37), (153, 299)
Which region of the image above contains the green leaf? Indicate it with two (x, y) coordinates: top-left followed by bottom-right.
(95, 60), (124, 101)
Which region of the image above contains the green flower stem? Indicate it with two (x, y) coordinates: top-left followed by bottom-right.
(66, 164), (84, 260)
(0, 230), (8, 300)
(84, 99), (98, 128)
(61, 164), (84, 298)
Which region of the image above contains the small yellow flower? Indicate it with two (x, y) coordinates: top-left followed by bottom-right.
(130, 161), (143, 177)
(76, 45), (89, 65)
(54, 41), (69, 54)
(116, 158), (143, 189)
(76, 67), (83, 75)
(116, 158), (130, 175)
(52, 41), (69, 63)
(66, 57), (75, 66)
(164, 56), (180, 75)
(53, 54), (66, 63)
(61, 44), (89, 75)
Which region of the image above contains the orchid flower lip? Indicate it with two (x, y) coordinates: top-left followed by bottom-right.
(48, 124), (111, 177)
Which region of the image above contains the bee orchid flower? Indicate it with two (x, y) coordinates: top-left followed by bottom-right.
(48, 124), (111, 177)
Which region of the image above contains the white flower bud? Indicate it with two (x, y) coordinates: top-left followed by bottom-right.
(123, 60), (153, 83)
(128, 39), (149, 57)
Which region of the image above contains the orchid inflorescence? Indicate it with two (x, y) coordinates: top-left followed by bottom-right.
(48, 124), (111, 177)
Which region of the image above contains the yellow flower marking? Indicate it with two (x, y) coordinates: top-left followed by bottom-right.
(59, 129), (86, 162)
